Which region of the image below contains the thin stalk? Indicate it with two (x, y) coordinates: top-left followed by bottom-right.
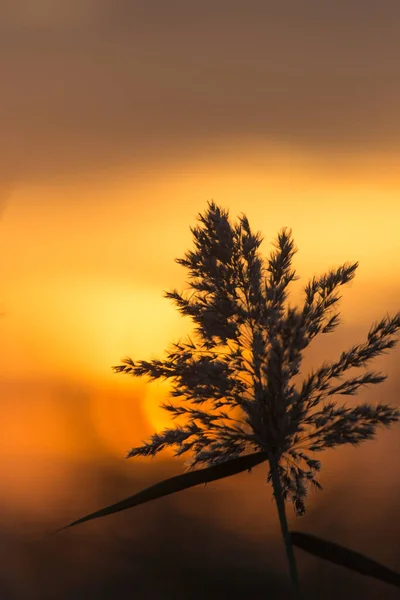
(268, 452), (302, 599)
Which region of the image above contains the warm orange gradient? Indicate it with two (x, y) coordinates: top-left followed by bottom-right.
(0, 146), (399, 522)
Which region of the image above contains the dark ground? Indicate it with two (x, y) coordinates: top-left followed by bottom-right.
(0, 457), (399, 600)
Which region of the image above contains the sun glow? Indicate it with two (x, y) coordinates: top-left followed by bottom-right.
(0, 147), (399, 491)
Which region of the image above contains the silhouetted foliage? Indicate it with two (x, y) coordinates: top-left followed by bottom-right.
(57, 201), (400, 598)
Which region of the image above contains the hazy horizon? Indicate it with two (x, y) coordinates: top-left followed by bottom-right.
(1, 2), (399, 598)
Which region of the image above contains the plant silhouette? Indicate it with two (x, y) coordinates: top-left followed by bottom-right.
(56, 201), (400, 598)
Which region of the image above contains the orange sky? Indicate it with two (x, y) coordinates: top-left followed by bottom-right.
(0, 4), (399, 563)
(0, 148), (399, 521)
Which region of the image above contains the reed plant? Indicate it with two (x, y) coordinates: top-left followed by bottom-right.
(57, 201), (400, 597)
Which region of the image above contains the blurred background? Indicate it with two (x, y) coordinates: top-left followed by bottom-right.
(0, 1), (399, 598)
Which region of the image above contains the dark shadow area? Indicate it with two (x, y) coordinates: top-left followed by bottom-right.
(0, 457), (399, 600)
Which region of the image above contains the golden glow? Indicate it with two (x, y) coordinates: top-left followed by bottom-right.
(0, 145), (399, 516)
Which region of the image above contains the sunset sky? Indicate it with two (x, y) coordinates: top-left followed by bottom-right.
(0, 3), (399, 599)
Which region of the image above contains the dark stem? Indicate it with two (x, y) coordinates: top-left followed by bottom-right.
(268, 452), (302, 599)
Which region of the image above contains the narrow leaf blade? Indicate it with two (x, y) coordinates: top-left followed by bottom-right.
(290, 530), (400, 589)
(56, 451), (269, 533)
